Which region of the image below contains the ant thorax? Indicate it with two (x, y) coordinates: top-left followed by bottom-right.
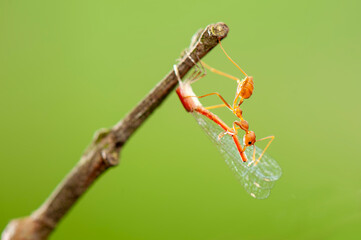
(233, 107), (243, 119)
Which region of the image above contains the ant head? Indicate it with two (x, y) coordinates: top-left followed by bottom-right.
(243, 131), (256, 147)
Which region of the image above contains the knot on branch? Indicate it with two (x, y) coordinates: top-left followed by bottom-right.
(100, 147), (120, 167)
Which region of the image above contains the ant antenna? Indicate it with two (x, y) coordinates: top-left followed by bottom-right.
(218, 40), (248, 77)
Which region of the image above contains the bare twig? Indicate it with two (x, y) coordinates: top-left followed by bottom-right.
(1, 22), (229, 240)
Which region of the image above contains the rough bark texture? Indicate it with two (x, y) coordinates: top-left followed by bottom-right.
(1, 22), (229, 240)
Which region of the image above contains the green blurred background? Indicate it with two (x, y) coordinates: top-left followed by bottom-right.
(1, 0), (361, 239)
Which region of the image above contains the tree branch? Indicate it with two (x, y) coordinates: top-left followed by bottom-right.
(1, 22), (229, 240)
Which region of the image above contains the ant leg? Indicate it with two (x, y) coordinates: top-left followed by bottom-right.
(205, 103), (227, 110)
(183, 94), (228, 111)
(237, 98), (244, 106)
(232, 121), (242, 134)
(184, 51), (207, 84)
(201, 61), (240, 82)
(174, 54), (200, 84)
(233, 93), (245, 108)
(188, 52), (204, 74)
(196, 92), (232, 110)
(253, 136), (275, 165)
(217, 131), (228, 140)
(218, 121), (242, 140)
(218, 40), (248, 77)
(253, 145), (256, 163)
(217, 129), (234, 140)
(188, 69), (205, 83)
(247, 146), (257, 167)
(174, 61), (204, 86)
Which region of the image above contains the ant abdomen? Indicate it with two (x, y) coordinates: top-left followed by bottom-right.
(239, 76), (254, 99)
